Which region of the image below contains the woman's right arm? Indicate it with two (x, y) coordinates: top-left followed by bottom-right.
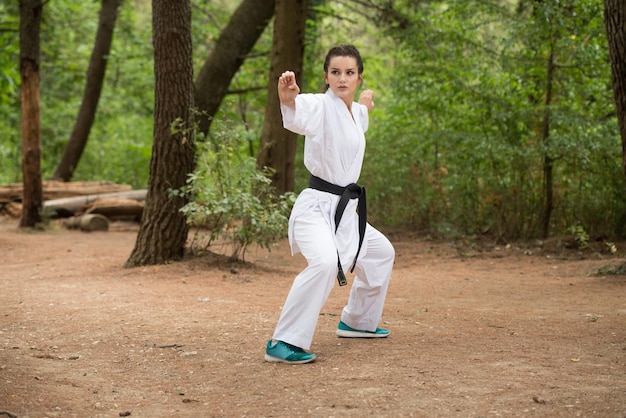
(279, 73), (323, 137)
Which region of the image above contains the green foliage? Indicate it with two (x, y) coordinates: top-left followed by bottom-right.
(0, 1), (22, 184)
(0, 0), (156, 186)
(362, 0), (621, 240)
(175, 119), (295, 261)
(0, 1), (19, 107)
(0, 0), (272, 187)
(568, 224), (589, 250)
(2, 0), (625, 244)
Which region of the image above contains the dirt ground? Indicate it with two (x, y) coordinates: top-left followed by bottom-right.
(1, 219), (625, 418)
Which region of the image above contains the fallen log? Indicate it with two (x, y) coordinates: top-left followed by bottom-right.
(0, 202), (21, 218)
(2, 190), (147, 220)
(85, 198), (144, 219)
(0, 181), (132, 202)
(44, 189), (147, 217)
(63, 214), (110, 232)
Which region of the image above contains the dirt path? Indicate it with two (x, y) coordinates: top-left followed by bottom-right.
(1, 221), (625, 417)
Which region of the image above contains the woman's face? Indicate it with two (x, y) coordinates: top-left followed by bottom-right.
(324, 55), (362, 106)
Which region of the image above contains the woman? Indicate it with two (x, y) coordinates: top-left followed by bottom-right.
(265, 45), (395, 364)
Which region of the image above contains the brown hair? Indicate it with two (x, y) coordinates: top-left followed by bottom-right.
(323, 44), (364, 74)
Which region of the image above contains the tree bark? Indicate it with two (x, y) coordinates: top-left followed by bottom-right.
(604, 0), (626, 240)
(125, 0), (195, 267)
(604, 0), (626, 184)
(52, 0), (123, 181)
(256, 0), (307, 194)
(193, 0), (275, 135)
(539, 46), (555, 239)
(19, 0), (43, 227)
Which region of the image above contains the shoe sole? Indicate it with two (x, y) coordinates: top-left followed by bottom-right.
(336, 329), (390, 338)
(264, 353), (317, 364)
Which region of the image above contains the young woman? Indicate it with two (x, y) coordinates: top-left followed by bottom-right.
(265, 45), (395, 364)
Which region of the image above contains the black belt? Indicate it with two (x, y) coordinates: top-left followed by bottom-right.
(308, 175), (367, 286)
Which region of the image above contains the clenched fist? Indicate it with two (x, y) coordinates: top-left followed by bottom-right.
(359, 89), (375, 112)
(278, 71), (300, 109)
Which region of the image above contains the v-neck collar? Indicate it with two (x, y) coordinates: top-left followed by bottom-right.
(326, 89), (357, 123)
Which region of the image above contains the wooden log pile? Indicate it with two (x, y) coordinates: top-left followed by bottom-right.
(0, 181), (147, 231)
(0, 180), (133, 202)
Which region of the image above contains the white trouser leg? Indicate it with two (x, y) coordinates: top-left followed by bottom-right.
(340, 225), (395, 332)
(272, 212), (337, 350)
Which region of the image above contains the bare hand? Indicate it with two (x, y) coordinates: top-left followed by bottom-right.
(278, 71), (300, 108)
(359, 89), (375, 112)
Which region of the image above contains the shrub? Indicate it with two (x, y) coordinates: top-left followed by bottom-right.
(174, 121), (295, 261)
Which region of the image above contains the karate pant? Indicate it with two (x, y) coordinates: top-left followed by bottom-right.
(272, 211), (395, 351)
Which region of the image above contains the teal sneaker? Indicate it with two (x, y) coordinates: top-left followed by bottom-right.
(336, 320), (390, 338)
(264, 340), (317, 364)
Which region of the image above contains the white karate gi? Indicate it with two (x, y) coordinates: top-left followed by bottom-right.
(272, 89), (395, 350)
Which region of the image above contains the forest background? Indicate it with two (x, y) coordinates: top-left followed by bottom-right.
(1, 0), (624, 248)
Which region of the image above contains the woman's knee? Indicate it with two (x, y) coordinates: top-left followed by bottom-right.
(375, 236), (395, 263)
(307, 252), (338, 275)
(386, 240), (395, 262)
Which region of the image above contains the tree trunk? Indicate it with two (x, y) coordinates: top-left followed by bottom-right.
(256, 0), (307, 194)
(19, 0), (43, 227)
(193, 0), (275, 135)
(125, 0), (195, 267)
(539, 46), (555, 239)
(52, 0), (123, 181)
(604, 0), (626, 184)
(604, 0), (626, 240)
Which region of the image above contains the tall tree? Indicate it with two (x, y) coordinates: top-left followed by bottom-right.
(19, 0), (43, 227)
(605, 0), (626, 184)
(256, 0), (307, 194)
(194, 0), (274, 135)
(538, 44), (556, 239)
(125, 0), (194, 267)
(521, 1), (560, 239)
(51, 0), (123, 182)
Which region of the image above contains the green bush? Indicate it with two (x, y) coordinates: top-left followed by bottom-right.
(175, 120), (295, 261)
